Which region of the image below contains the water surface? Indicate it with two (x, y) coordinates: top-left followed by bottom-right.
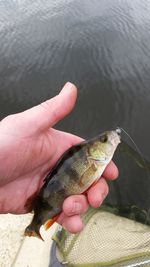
(0, 0), (150, 210)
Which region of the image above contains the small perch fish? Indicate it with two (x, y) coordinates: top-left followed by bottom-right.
(25, 129), (121, 240)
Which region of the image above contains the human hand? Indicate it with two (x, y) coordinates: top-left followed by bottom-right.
(0, 82), (118, 233)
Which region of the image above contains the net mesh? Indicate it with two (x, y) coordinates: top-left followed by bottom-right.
(53, 207), (150, 267)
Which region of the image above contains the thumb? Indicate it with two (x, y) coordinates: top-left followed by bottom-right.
(21, 82), (77, 132)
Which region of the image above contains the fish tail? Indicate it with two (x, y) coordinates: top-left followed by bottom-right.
(24, 223), (44, 241)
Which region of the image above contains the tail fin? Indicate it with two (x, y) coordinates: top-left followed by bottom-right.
(24, 224), (44, 241)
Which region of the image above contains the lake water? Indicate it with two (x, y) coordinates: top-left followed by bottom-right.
(0, 0), (150, 211)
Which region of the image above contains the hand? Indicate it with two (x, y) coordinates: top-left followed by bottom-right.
(0, 82), (118, 233)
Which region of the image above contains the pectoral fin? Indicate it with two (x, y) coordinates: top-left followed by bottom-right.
(80, 163), (98, 186)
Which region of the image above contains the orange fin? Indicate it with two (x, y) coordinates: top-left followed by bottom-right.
(44, 215), (59, 231)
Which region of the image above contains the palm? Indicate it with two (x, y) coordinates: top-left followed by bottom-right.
(0, 118), (81, 214)
(0, 84), (82, 214)
(0, 83), (118, 233)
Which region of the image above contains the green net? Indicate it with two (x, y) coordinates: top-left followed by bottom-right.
(52, 143), (150, 267)
(53, 206), (150, 267)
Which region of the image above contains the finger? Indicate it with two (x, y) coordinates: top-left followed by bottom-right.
(50, 129), (84, 152)
(62, 195), (89, 216)
(59, 214), (84, 234)
(87, 178), (109, 208)
(103, 161), (118, 180)
(20, 82), (77, 132)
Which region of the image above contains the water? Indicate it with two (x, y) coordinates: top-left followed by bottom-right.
(0, 0), (150, 210)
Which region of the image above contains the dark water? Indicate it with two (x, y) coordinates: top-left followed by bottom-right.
(0, 0), (150, 211)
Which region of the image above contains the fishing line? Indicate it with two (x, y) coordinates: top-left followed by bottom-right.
(116, 126), (147, 168)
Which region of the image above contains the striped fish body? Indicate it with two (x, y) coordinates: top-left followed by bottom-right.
(25, 129), (120, 239)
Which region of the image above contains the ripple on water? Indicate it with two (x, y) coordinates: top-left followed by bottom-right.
(0, 0), (150, 147)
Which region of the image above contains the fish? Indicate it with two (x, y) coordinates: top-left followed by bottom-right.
(24, 129), (121, 240)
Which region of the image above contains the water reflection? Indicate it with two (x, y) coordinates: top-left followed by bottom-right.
(0, 0), (150, 208)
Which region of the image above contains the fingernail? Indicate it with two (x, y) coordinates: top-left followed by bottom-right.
(71, 202), (82, 214)
(99, 193), (107, 207)
(102, 192), (107, 200)
(59, 82), (74, 94)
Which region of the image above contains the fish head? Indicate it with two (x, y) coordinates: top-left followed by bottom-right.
(88, 129), (121, 163)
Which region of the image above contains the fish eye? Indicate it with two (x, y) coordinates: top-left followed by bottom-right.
(100, 134), (108, 143)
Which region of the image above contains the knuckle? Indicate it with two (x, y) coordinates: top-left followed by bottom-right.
(40, 100), (50, 110)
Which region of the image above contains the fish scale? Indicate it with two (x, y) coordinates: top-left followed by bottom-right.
(24, 129), (121, 240)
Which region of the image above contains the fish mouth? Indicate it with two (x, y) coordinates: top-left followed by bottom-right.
(116, 127), (121, 136)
